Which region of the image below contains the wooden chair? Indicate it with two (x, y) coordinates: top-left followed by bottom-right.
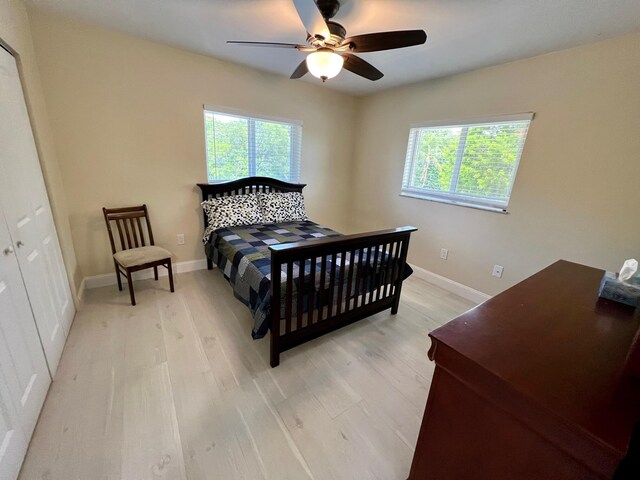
(102, 205), (174, 305)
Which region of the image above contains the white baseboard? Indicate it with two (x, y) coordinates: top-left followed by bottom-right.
(409, 263), (492, 305)
(83, 258), (209, 290)
(82, 257), (487, 305)
(77, 278), (87, 304)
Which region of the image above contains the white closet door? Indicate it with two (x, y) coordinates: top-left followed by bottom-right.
(0, 47), (74, 376)
(0, 211), (50, 480)
(0, 380), (26, 480)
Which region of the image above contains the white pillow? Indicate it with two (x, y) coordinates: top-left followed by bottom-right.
(201, 193), (263, 242)
(259, 192), (308, 223)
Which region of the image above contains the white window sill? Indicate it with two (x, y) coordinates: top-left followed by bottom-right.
(399, 191), (509, 214)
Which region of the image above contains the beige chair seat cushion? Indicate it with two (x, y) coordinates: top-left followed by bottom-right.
(113, 246), (171, 268)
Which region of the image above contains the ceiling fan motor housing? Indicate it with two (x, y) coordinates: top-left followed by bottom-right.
(308, 20), (346, 47)
(327, 21), (346, 43)
(316, 0), (341, 20)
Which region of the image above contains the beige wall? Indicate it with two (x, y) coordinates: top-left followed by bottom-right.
(27, 7), (640, 295)
(350, 33), (640, 295)
(0, 0), (81, 300)
(28, 11), (357, 278)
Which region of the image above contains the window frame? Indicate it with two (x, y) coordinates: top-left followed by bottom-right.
(400, 113), (534, 213)
(203, 105), (303, 184)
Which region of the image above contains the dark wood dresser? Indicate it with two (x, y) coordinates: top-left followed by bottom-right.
(409, 260), (640, 479)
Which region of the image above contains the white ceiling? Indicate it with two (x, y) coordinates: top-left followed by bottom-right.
(26, 0), (640, 95)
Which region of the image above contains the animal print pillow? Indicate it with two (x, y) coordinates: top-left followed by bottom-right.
(258, 192), (308, 223)
(201, 193), (263, 243)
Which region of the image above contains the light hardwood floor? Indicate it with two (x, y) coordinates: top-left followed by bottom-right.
(19, 268), (476, 480)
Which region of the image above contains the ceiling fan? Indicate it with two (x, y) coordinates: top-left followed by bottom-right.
(227, 0), (427, 82)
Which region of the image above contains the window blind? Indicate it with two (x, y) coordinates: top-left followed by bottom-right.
(401, 113), (533, 212)
(204, 108), (302, 183)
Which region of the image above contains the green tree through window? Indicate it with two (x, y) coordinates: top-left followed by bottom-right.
(402, 115), (532, 211)
(204, 110), (302, 183)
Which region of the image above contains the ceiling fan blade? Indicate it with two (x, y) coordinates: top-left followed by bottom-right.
(227, 41), (304, 49)
(341, 53), (384, 81)
(292, 0), (331, 40)
(290, 60), (309, 79)
(343, 30), (427, 53)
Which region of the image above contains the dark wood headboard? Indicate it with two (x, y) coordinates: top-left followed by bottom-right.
(197, 176), (307, 231)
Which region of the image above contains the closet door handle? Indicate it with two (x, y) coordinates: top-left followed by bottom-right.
(16, 241), (24, 248)
(3, 246), (14, 255)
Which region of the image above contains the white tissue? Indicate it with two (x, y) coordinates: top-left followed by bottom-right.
(619, 258), (638, 283)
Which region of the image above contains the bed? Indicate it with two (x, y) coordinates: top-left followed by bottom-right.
(198, 177), (416, 367)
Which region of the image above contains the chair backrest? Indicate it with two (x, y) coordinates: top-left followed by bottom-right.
(102, 205), (155, 254)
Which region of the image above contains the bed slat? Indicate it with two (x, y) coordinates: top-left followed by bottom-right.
(376, 242), (389, 301)
(308, 256), (316, 325)
(385, 241), (399, 298)
(345, 249), (355, 312)
(318, 254), (327, 322)
(336, 250), (346, 315)
(297, 259), (304, 330)
(328, 252), (337, 319)
(353, 247), (364, 309)
(370, 243), (380, 303)
(285, 263), (293, 334)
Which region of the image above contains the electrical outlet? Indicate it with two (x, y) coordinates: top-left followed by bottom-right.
(177, 234), (185, 245)
(492, 264), (504, 278)
(440, 248), (449, 260)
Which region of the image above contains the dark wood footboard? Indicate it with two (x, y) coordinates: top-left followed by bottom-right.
(269, 226), (416, 367)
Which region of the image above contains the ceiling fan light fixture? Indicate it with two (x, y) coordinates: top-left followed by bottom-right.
(306, 49), (344, 82)
(230, 0), (427, 83)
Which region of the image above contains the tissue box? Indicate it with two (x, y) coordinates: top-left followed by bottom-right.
(598, 271), (640, 307)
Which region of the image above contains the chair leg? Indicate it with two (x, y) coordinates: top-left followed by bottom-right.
(167, 260), (175, 293)
(154, 266), (158, 280)
(115, 262), (123, 292)
(126, 269), (136, 306)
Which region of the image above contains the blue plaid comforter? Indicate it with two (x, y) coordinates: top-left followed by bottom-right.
(205, 221), (413, 339)
(205, 221), (341, 338)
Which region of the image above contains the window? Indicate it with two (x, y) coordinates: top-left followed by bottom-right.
(204, 107), (302, 183)
(401, 113), (533, 212)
